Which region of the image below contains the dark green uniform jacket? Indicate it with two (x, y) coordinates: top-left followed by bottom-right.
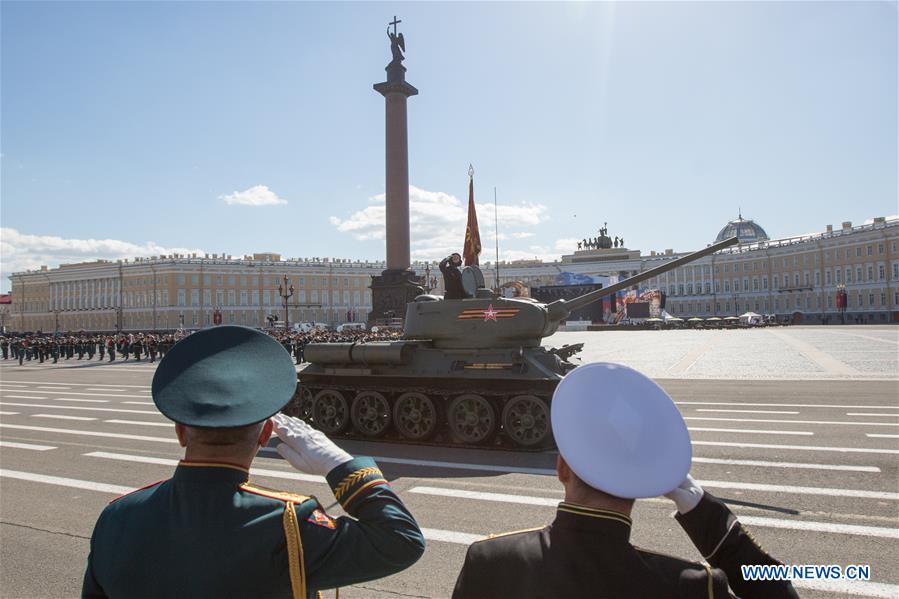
(453, 493), (798, 599)
(82, 457), (424, 599)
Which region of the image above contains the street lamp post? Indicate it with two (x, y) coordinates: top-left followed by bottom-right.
(278, 275), (294, 330)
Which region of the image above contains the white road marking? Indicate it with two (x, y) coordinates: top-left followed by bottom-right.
(738, 516), (898, 540)
(410, 480), (899, 505)
(847, 413), (899, 417)
(691, 457), (880, 473)
(122, 401), (155, 405)
(695, 409), (800, 415)
(686, 416), (898, 427)
(0, 380), (147, 388)
(0, 441), (56, 451)
(0, 411), (19, 416)
(87, 388), (126, 391)
(262, 448), (882, 475)
(693, 440), (899, 455)
(2, 395), (48, 400)
(697, 480), (899, 501)
(866, 434), (899, 439)
(421, 528), (486, 545)
(104, 419), (171, 427)
(689, 427), (813, 436)
(0, 469), (132, 494)
(37, 386), (70, 390)
(0, 402), (157, 415)
(84, 451), (325, 483)
(677, 402), (899, 409)
(412, 486), (557, 506)
(0, 384), (27, 388)
(33, 414), (97, 421)
(54, 398), (110, 403)
(0, 424), (177, 444)
(3, 389), (146, 398)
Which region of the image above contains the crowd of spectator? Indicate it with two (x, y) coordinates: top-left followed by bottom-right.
(0, 326), (404, 366)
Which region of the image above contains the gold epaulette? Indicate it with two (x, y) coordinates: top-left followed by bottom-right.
(241, 482), (311, 504)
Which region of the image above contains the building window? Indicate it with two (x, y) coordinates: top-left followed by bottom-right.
(763, 277), (768, 290)
(734, 280), (740, 292)
(867, 266), (873, 281)
(216, 275), (223, 285)
(190, 290), (199, 306)
(178, 275), (185, 285)
(815, 272), (821, 286)
(204, 275), (211, 285)
(753, 278), (759, 291)
(252, 276), (258, 286)
(856, 247), (861, 257)
(868, 293), (875, 306)
(298, 290), (306, 303)
(743, 278), (749, 291)
(228, 290), (236, 306)
(827, 295), (833, 308)
(893, 264), (899, 279)
(216, 290), (224, 306)
(856, 267), (862, 282)
(794, 274), (800, 287)
(204, 289), (211, 305)
(878, 265), (885, 280)
(264, 290), (271, 305)
(880, 293), (886, 306)
(177, 289), (185, 306)
(252, 290), (259, 306)
(240, 291), (248, 306)
(191, 275), (198, 285)
(867, 245), (873, 256)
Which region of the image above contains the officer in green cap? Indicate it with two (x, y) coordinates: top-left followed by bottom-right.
(82, 325), (424, 599)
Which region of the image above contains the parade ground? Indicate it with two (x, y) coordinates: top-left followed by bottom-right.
(1, 326), (897, 598)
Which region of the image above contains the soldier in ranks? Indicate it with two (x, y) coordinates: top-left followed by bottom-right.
(147, 334), (158, 363)
(1, 337), (8, 360)
(82, 326), (424, 599)
(98, 337), (105, 361)
(453, 363), (798, 599)
(107, 336), (116, 362)
(86, 336), (96, 360)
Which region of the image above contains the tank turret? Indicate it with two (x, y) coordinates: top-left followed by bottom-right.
(288, 237), (738, 449)
(404, 237), (737, 348)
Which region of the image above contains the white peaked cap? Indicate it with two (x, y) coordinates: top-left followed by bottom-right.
(551, 362), (692, 499)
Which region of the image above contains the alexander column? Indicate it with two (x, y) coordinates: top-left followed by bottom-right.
(370, 17), (423, 324)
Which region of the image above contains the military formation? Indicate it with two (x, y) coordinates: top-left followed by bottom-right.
(0, 328), (403, 367)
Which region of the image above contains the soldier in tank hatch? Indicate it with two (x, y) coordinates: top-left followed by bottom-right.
(439, 252), (469, 300)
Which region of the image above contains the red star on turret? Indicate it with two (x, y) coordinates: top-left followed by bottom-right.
(483, 304), (498, 322)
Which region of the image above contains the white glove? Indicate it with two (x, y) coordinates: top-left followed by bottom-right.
(272, 413), (353, 477)
(664, 474), (704, 514)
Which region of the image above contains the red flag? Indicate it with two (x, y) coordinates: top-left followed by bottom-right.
(463, 173), (482, 266)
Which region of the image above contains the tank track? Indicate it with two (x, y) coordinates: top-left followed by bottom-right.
(286, 375), (558, 451)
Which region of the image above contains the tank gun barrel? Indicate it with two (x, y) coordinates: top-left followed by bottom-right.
(548, 237), (739, 320)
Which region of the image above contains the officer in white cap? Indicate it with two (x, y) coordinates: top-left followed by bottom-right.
(453, 362), (798, 599)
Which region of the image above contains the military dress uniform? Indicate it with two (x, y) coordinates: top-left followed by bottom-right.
(82, 456), (423, 599)
(81, 325), (423, 599)
(453, 493), (797, 599)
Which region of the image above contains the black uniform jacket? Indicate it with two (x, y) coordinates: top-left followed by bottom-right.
(453, 494), (798, 599)
(82, 457), (424, 599)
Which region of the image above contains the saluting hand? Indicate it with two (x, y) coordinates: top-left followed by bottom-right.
(272, 413), (353, 477)
(663, 474), (704, 514)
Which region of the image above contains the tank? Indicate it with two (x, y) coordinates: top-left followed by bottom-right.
(286, 237), (738, 449)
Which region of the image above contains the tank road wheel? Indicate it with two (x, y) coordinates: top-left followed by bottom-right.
(350, 391), (392, 438)
(448, 394), (496, 444)
(284, 386), (315, 421)
(393, 392), (438, 441)
(312, 390), (349, 434)
(502, 395), (550, 447)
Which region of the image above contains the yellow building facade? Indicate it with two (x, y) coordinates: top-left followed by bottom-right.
(6, 217), (898, 332)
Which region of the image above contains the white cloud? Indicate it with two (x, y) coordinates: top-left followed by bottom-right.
(330, 185), (548, 261)
(0, 228), (205, 290)
(219, 185), (287, 206)
(554, 238), (579, 252)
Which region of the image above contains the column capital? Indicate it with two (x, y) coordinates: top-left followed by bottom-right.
(373, 80), (419, 98)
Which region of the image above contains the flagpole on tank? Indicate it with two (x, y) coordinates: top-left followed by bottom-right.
(494, 186), (500, 290)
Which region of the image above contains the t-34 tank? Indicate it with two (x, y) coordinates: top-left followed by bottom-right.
(288, 237), (737, 449)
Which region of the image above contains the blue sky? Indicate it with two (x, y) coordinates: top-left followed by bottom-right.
(2, 1), (896, 292)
